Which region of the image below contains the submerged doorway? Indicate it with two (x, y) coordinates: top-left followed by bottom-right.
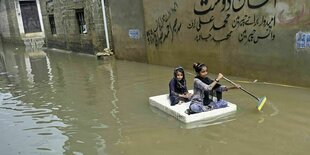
(19, 0), (42, 33)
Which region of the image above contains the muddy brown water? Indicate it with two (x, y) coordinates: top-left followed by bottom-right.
(1, 44), (310, 155)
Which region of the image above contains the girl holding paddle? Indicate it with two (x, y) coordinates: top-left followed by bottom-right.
(189, 63), (240, 113)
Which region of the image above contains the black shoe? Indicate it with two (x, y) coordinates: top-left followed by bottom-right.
(185, 109), (190, 115)
(185, 109), (196, 115)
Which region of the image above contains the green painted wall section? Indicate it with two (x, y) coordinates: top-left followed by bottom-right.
(143, 0), (310, 87)
(109, 0), (147, 62)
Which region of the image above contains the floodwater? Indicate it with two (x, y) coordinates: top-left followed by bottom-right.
(1, 43), (310, 155)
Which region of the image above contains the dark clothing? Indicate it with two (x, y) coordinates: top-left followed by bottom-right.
(196, 76), (223, 105)
(169, 78), (188, 106)
(169, 95), (190, 106)
(189, 77), (227, 113)
(169, 78), (188, 96)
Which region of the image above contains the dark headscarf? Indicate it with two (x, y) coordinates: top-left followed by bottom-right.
(173, 66), (187, 92)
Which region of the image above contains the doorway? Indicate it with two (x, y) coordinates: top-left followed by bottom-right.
(19, 1), (42, 33)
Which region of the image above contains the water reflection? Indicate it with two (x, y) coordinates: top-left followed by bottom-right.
(99, 61), (123, 144)
(0, 45), (67, 154)
(1, 42), (310, 155)
(0, 47), (6, 74)
(0, 45), (111, 154)
(25, 50), (49, 84)
(0, 92), (67, 154)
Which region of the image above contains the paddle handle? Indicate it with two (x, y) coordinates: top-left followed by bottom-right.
(223, 77), (260, 101)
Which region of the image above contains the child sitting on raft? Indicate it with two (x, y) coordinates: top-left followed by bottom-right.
(189, 63), (240, 113)
(169, 66), (192, 106)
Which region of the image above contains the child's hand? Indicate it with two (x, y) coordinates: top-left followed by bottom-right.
(186, 93), (193, 99)
(179, 94), (186, 98)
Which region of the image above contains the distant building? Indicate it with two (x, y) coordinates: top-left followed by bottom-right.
(0, 0), (45, 46)
(39, 0), (112, 55)
(0, 0), (112, 55)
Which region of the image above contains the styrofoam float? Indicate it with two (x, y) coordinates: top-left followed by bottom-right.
(149, 91), (237, 123)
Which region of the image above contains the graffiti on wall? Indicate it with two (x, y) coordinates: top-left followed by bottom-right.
(188, 0), (277, 44)
(146, 1), (182, 47)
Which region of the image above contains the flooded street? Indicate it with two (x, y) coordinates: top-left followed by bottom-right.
(1, 43), (310, 155)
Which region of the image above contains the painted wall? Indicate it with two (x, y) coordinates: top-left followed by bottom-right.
(143, 0), (310, 87)
(109, 0), (147, 62)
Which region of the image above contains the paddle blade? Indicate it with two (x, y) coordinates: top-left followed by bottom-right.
(257, 97), (267, 111)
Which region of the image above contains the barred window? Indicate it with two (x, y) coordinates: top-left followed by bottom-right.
(75, 9), (87, 34)
(48, 14), (56, 34)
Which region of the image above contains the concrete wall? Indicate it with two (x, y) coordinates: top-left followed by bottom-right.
(143, 0), (310, 87)
(109, 0), (147, 62)
(0, 0), (22, 43)
(0, 0), (11, 38)
(39, 0), (108, 55)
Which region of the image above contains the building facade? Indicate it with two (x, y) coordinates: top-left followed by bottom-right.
(0, 0), (45, 45)
(39, 0), (112, 55)
(2, 0), (310, 87)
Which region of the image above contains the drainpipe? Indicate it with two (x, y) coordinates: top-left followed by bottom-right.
(101, 0), (110, 49)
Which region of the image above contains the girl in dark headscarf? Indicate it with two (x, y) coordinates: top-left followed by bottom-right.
(169, 66), (192, 106)
(189, 63), (240, 113)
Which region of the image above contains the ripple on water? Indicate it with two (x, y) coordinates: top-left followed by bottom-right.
(37, 132), (53, 135)
(1, 92), (68, 154)
(37, 148), (52, 151)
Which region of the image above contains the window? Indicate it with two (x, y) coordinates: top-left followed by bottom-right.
(75, 9), (87, 34)
(48, 14), (56, 34)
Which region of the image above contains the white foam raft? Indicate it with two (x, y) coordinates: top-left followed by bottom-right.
(149, 92), (237, 123)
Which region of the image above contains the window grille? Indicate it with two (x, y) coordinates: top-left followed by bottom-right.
(75, 9), (87, 34)
(48, 14), (56, 34)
